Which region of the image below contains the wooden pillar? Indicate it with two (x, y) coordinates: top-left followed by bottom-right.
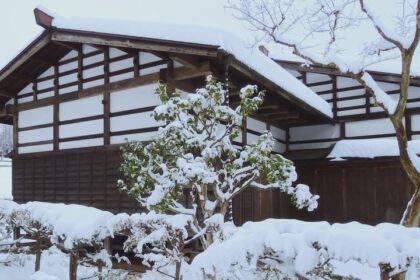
(285, 127), (290, 152)
(77, 49), (83, 92)
(13, 115), (18, 153)
(160, 60), (175, 95)
(365, 89), (371, 114)
(53, 64), (59, 151)
(32, 82), (38, 102)
(133, 51), (139, 78)
(331, 75), (338, 118)
(406, 114), (412, 141)
(103, 47), (111, 146)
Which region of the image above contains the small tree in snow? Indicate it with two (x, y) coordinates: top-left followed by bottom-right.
(118, 77), (318, 249)
(229, 0), (420, 227)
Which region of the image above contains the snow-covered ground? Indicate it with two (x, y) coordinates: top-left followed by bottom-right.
(0, 159), (12, 200)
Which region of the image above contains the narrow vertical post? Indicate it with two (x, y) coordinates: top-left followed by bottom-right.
(332, 75), (338, 118)
(53, 64), (59, 151)
(103, 47), (111, 146)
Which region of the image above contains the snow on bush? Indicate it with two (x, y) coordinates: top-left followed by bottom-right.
(189, 219), (420, 279)
(118, 77), (319, 252)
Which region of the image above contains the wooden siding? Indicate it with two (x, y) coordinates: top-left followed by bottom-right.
(12, 147), (414, 225)
(233, 158), (413, 225)
(12, 146), (142, 214)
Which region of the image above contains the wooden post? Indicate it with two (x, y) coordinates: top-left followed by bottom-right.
(77, 49), (83, 92)
(53, 64), (59, 151)
(103, 47), (111, 145)
(69, 252), (78, 280)
(332, 75), (338, 118)
(133, 51), (139, 77)
(32, 82), (38, 102)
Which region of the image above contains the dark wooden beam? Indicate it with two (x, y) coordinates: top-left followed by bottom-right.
(0, 90), (15, 98)
(10, 74), (34, 84)
(13, 64), (211, 112)
(53, 41), (82, 52)
(51, 30), (219, 57)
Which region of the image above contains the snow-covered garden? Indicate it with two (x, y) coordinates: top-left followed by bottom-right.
(1, 0), (420, 279)
(0, 77), (419, 280)
(1, 200), (420, 280)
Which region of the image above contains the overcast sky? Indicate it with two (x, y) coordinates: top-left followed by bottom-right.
(0, 0), (418, 75)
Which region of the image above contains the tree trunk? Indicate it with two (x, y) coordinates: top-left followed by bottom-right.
(175, 261), (182, 280)
(35, 240), (42, 272)
(69, 252), (78, 280)
(391, 51), (420, 228)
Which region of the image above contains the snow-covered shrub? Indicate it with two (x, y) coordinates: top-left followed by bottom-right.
(110, 212), (197, 280)
(0, 200), (20, 242)
(0, 201), (115, 279)
(189, 219), (420, 279)
(118, 77), (319, 249)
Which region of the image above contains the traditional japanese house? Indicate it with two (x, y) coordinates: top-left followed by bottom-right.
(1, 8), (419, 225)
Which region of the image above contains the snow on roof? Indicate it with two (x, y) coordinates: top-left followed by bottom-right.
(49, 14), (333, 118)
(328, 139), (420, 159)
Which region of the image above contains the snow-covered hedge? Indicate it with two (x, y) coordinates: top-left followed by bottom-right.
(2, 200), (420, 279)
(189, 219), (420, 279)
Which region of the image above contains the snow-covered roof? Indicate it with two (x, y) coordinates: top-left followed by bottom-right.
(47, 12), (332, 119)
(328, 139), (420, 159)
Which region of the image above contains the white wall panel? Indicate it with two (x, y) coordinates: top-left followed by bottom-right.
(39, 67), (54, 79)
(110, 58), (132, 72)
(60, 138), (104, 150)
(59, 61), (78, 73)
(111, 131), (157, 145)
(19, 144), (53, 154)
(247, 117), (266, 133)
(83, 53), (103, 66)
(60, 119), (104, 138)
(19, 106), (53, 128)
(19, 127), (53, 144)
(111, 112), (163, 132)
(83, 66), (103, 79)
(412, 115), (420, 131)
(38, 92), (54, 99)
(139, 52), (160, 64)
(18, 83), (33, 96)
(60, 96), (103, 121)
(337, 77), (359, 87)
(271, 126), (286, 141)
(273, 141), (286, 153)
(306, 73), (329, 83)
(110, 84), (160, 112)
(246, 133), (260, 145)
(83, 79), (104, 89)
(140, 64), (166, 75)
(18, 96), (33, 104)
(346, 118), (394, 137)
(60, 50), (77, 62)
(290, 124), (340, 141)
(109, 48), (126, 58)
(110, 72), (133, 83)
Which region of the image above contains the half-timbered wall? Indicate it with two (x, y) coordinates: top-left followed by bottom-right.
(285, 69), (420, 152)
(14, 44), (286, 155)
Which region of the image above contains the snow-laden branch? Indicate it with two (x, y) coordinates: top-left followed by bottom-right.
(118, 77), (319, 245)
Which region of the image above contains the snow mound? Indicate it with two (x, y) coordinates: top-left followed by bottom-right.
(189, 219), (420, 279)
(328, 139), (420, 159)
